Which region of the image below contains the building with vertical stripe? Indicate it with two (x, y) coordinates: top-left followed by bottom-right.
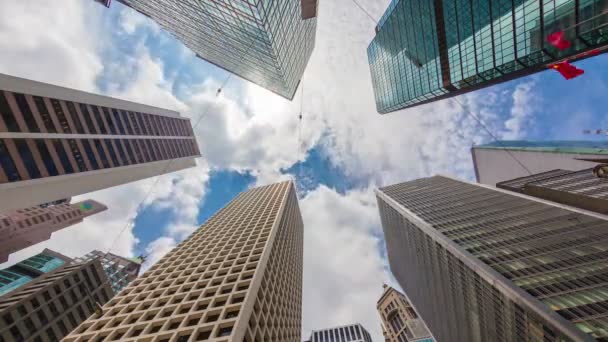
(0, 199), (106, 263)
(368, 0), (608, 113)
(378, 284), (434, 342)
(305, 324), (373, 342)
(65, 181), (303, 342)
(0, 73), (200, 210)
(74, 250), (142, 295)
(377, 175), (608, 341)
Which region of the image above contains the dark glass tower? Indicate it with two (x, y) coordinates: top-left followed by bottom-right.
(368, 0), (608, 113)
(377, 175), (608, 341)
(116, 0), (318, 100)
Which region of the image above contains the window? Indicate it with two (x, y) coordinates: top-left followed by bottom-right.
(13, 93), (40, 132)
(217, 327), (232, 337)
(128, 112), (141, 135)
(52, 139), (74, 174)
(111, 109), (126, 134)
(93, 140), (110, 168)
(0, 139), (21, 181)
(10, 326), (24, 342)
(91, 106), (107, 134)
(66, 102), (85, 134)
(46, 327), (57, 342)
(104, 140), (121, 167)
(34, 140), (59, 176)
(0, 91), (20, 132)
(101, 108), (117, 134)
(138, 139), (151, 162)
(144, 139), (158, 161)
(50, 99), (72, 133)
(67, 312), (77, 328)
(81, 140), (99, 170)
(79, 104), (97, 134)
(114, 140), (129, 165)
(123, 140), (136, 164)
(37, 310), (48, 324)
(57, 320), (68, 336)
(33, 96), (57, 133)
(14, 139), (41, 179)
(120, 111), (133, 134)
(67, 139), (87, 172)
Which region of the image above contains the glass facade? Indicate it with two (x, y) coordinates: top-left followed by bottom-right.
(378, 176), (608, 341)
(118, 0), (317, 100)
(74, 251), (141, 295)
(368, 0), (608, 113)
(307, 324), (373, 342)
(0, 252), (66, 296)
(479, 140), (608, 154)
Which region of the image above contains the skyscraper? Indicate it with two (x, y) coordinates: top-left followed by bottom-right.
(0, 73), (200, 210)
(74, 250), (143, 295)
(304, 324), (373, 342)
(377, 284), (433, 342)
(115, 0), (318, 100)
(0, 249), (72, 296)
(472, 140), (608, 185)
(0, 199), (107, 263)
(368, 0), (608, 113)
(0, 250), (113, 342)
(377, 175), (608, 341)
(65, 181), (304, 342)
(497, 168), (608, 215)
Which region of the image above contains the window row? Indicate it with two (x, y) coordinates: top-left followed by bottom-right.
(0, 91), (194, 137)
(0, 138), (199, 183)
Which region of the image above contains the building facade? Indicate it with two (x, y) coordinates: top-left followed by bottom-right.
(115, 0), (318, 100)
(0, 199), (107, 263)
(65, 181), (304, 342)
(74, 250), (143, 295)
(377, 175), (608, 341)
(497, 168), (608, 215)
(472, 140), (608, 185)
(0, 252), (112, 341)
(378, 285), (433, 342)
(0, 73), (200, 211)
(368, 0), (608, 113)
(305, 323), (373, 342)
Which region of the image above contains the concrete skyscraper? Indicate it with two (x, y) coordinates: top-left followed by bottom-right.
(65, 181), (304, 342)
(74, 250), (143, 295)
(472, 140), (608, 185)
(378, 285), (433, 342)
(0, 199), (107, 263)
(113, 0), (318, 100)
(368, 0), (608, 113)
(0, 73), (200, 210)
(0, 250), (113, 341)
(304, 324), (373, 342)
(377, 175), (608, 341)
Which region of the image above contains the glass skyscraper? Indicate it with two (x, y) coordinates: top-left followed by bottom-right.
(377, 175), (608, 341)
(74, 250), (142, 295)
(0, 249), (70, 296)
(116, 0), (318, 99)
(368, 0), (608, 113)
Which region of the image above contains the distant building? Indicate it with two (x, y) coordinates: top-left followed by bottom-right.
(0, 250), (112, 341)
(497, 168), (608, 215)
(472, 140), (608, 185)
(65, 181), (304, 342)
(74, 250), (142, 295)
(114, 0), (317, 100)
(305, 323), (373, 342)
(0, 199), (106, 263)
(368, 0), (608, 113)
(377, 284), (433, 342)
(0, 73), (200, 210)
(377, 175), (608, 341)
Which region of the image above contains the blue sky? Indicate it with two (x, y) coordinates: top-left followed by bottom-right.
(0, 0), (607, 340)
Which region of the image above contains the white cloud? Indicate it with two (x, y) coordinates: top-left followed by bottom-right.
(120, 8), (160, 35)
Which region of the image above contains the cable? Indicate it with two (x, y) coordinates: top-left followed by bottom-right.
(452, 97), (533, 176)
(348, 0), (379, 25)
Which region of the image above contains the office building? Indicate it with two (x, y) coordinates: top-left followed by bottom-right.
(65, 181), (304, 342)
(74, 250), (143, 295)
(304, 323), (373, 342)
(0, 250), (112, 341)
(368, 0), (608, 113)
(378, 284), (433, 342)
(472, 140), (608, 185)
(0, 73), (200, 211)
(377, 175), (608, 341)
(0, 199), (106, 263)
(497, 168), (608, 215)
(114, 0), (317, 100)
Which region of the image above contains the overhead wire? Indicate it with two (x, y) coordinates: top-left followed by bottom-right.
(348, 0), (379, 25)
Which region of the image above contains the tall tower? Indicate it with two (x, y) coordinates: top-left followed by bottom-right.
(377, 285), (433, 342)
(368, 0), (608, 113)
(74, 250), (143, 295)
(471, 140), (608, 185)
(0, 250), (113, 342)
(0, 73), (200, 210)
(114, 0), (318, 100)
(377, 175), (608, 341)
(65, 181), (304, 342)
(304, 323), (373, 342)
(0, 199), (107, 263)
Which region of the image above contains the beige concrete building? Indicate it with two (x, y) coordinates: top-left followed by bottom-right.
(377, 285), (433, 342)
(0, 250), (112, 341)
(65, 180), (304, 342)
(0, 199), (107, 263)
(0, 73), (200, 211)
